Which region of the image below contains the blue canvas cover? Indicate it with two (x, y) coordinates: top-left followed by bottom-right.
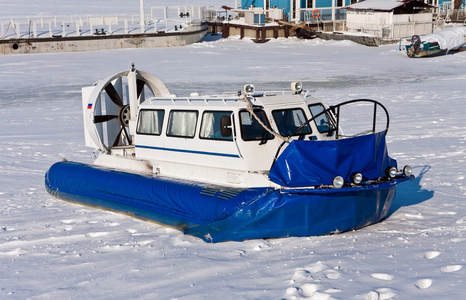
(269, 131), (396, 187)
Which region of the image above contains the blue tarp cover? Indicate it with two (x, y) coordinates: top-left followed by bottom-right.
(269, 131), (396, 187)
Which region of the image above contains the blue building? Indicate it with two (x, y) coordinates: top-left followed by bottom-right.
(233, 0), (364, 23)
(232, 0), (464, 23)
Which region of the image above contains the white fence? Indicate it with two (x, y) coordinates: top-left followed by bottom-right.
(1, 6), (210, 40)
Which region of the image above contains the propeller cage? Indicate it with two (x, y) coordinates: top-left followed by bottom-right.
(82, 67), (171, 153)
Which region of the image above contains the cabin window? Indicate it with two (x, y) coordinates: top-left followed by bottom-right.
(136, 109), (164, 135)
(239, 110), (274, 142)
(308, 104), (334, 134)
(167, 110), (198, 138)
(272, 108), (312, 137)
(200, 111), (233, 141)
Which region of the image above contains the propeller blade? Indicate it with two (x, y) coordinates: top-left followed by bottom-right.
(136, 79), (145, 99)
(122, 126), (132, 144)
(104, 83), (124, 107)
(112, 126), (125, 147)
(94, 115), (118, 123)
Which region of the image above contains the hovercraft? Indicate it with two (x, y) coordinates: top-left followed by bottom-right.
(45, 65), (414, 242)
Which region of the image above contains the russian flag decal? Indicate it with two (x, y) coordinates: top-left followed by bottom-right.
(87, 103), (93, 109)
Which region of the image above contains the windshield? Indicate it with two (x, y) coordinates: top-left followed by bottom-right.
(309, 104), (334, 134)
(272, 108), (311, 136)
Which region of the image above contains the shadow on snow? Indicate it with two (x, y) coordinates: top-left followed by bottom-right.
(388, 165), (434, 216)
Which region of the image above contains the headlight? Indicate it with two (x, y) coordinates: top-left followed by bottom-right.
(333, 176), (344, 188)
(291, 81), (303, 94)
(350, 172), (363, 184)
(244, 84), (255, 95)
(403, 165), (413, 177)
(385, 166), (397, 178)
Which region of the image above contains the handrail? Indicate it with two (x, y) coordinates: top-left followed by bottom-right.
(0, 6), (207, 40)
(271, 99), (390, 168)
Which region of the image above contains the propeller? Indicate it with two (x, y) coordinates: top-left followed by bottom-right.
(83, 66), (171, 153)
(93, 78), (147, 148)
(104, 83), (124, 107)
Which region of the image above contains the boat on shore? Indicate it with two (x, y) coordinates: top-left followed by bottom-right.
(403, 26), (466, 58)
(45, 66), (414, 242)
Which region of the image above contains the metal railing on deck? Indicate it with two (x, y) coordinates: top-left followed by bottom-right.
(1, 5), (209, 40)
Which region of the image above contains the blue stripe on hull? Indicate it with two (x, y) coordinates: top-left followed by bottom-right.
(45, 161), (413, 242)
(135, 144), (241, 158)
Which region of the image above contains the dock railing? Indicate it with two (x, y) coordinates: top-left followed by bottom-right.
(299, 7), (347, 31)
(0, 5), (210, 40)
(436, 1), (466, 24)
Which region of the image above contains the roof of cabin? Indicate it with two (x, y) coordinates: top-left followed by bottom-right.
(345, 0), (434, 11)
(141, 92), (316, 109)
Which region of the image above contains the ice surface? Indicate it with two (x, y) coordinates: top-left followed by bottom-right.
(1, 1), (465, 299)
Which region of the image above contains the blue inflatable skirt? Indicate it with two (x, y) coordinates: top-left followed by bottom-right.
(45, 161), (413, 242)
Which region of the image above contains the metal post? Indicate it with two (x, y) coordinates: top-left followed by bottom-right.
(140, 0), (145, 33)
(16, 22), (20, 38)
(296, 0), (300, 22)
(90, 19), (93, 36)
(336, 106), (340, 139)
(165, 6), (168, 31)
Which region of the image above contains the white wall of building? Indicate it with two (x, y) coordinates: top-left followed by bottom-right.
(346, 11), (433, 39)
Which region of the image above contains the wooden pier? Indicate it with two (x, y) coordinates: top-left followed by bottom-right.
(208, 20), (345, 43)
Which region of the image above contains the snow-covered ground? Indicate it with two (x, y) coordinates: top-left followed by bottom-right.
(1, 1), (465, 299)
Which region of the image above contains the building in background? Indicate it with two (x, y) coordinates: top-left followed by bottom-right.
(229, 0), (464, 25)
(344, 0), (435, 40)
